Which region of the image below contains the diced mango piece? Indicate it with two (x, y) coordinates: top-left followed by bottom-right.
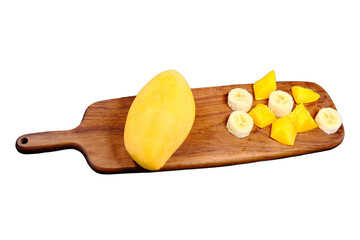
(270, 116), (297, 146)
(249, 104), (276, 128)
(253, 70), (277, 100)
(288, 103), (318, 132)
(291, 86), (320, 103)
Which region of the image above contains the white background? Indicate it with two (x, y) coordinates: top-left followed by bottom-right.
(1, 1), (359, 239)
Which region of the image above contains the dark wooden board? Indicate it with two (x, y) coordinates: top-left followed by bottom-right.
(16, 81), (344, 173)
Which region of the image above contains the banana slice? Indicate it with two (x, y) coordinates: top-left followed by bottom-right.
(315, 107), (342, 134)
(268, 90), (294, 117)
(227, 111), (254, 138)
(228, 88), (253, 112)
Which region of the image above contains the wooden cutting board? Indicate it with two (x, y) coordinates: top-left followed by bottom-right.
(16, 81), (344, 173)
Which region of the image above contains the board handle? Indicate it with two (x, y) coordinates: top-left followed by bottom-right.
(16, 130), (79, 154)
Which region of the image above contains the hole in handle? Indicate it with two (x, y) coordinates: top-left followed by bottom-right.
(21, 137), (28, 144)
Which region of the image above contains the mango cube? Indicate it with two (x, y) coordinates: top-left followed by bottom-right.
(253, 70), (277, 100)
(291, 86), (320, 104)
(249, 104), (276, 128)
(270, 116), (297, 146)
(288, 103), (318, 132)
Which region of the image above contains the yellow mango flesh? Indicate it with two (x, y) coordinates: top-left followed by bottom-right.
(270, 116), (297, 146)
(289, 103), (318, 132)
(124, 70), (196, 171)
(291, 86), (320, 104)
(253, 70), (277, 100)
(249, 103), (276, 128)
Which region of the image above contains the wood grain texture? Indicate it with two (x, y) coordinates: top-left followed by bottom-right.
(16, 81), (344, 174)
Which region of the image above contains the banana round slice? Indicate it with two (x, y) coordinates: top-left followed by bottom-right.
(315, 107), (342, 134)
(228, 88), (253, 112)
(227, 111), (254, 138)
(268, 90), (294, 117)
